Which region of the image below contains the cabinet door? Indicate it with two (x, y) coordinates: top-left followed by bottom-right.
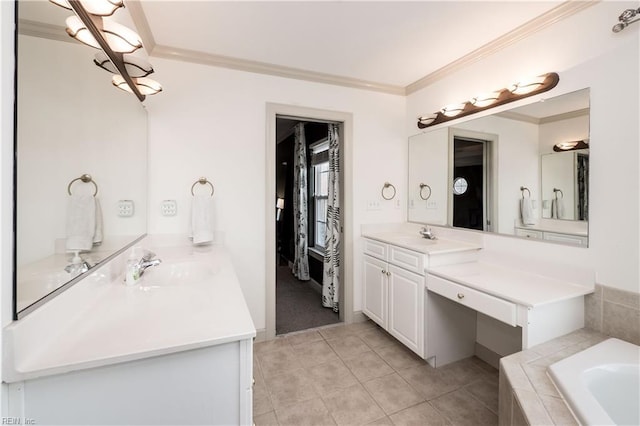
(363, 255), (388, 328)
(388, 265), (424, 357)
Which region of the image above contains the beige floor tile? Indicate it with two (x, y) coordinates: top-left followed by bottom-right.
(342, 350), (395, 382)
(430, 389), (498, 426)
(254, 411), (279, 426)
(366, 416), (394, 425)
(319, 324), (356, 340)
(275, 398), (336, 426)
(259, 346), (304, 378)
(265, 368), (319, 410)
(439, 357), (491, 386)
(255, 337), (292, 356)
(465, 379), (499, 414)
(373, 343), (425, 371)
(346, 320), (379, 333)
(293, 340), (341, 368)
(389, 401), (450, 426)
(397, 364), (459, 400)
(327, 335), (371, 359)
(323, 383), (386, 426)
(254, 383), (275, 416)
(307, 359), (359, 394)
(286, 330), (325, 347)
(363, 373), (425, 415)
(359, 327), (398, 349)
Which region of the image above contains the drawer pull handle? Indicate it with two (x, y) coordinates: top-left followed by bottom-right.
(386, 271), (391, 277)
(381, 269), (385, 274)
(457, 293), (465, 299)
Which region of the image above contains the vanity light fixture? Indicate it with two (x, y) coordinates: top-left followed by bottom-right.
(94, 51), (153, 78)
(416, 72), (559, 129)
(112, 75), (163, 96)
(65, 15), (142, 54)
(612, 7), (640, 32)
(50, 0), (124, 16)
(553, 139), (589, 152)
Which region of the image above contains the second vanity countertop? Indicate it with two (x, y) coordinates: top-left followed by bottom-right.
(361, 231), (482, 255)
(4, 238), (256, 382)
(428, 262), (594, 307)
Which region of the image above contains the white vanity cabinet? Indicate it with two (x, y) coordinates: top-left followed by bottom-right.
(363, 239), (425, 357)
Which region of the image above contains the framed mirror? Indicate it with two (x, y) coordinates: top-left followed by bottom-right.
(408, 88), (589, 246)
(14, 1), (148, 318)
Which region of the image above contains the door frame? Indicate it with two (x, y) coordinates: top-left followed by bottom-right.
(265, 103), (354, 340)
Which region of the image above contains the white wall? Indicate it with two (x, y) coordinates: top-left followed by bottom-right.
(407, 1), (640, 293)
(144, 62), (406, 330)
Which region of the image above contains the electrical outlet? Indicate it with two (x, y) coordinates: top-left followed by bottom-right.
(118, 200), (134, 217)
(395, 199), (401, 209)
(366, 200), (381, 211)
(427, 200), (437, 209)
(161, 200), (177, 216)
(409, 199), (415, 209)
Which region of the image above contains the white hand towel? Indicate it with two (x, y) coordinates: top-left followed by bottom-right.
(191, 194), (213, 245)
(552, 198), (565, 219)
(93, 197), (103, 245)
(66, 194), (96, 251)
(520, 198), (535, 225)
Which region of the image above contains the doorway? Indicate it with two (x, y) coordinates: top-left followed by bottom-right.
(448, 129), (496, 232)
(275, 118), (341, 335)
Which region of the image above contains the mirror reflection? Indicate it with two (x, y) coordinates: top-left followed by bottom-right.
(408, 88), (589, 246)
(15, 1), (148, 316)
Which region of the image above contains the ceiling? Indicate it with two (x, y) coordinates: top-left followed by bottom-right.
(19, 1), (596, 95)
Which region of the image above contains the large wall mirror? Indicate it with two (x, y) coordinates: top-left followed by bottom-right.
(408, 88), (589, 247)
(15, 1), (148, 318)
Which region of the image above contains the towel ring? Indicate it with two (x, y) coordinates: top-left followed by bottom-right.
(419, 183), (432, 201)
(67, 174), (98, 196)
(381, 182), (396, 200)
(191, 177), (215, 197)
(553, 188), (564, 199)
(520, 186), (531, 199)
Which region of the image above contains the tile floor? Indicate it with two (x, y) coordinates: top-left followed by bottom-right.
(253, 320), (499, 426)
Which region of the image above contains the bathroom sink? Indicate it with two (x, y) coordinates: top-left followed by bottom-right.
(138, 261), (214, 287)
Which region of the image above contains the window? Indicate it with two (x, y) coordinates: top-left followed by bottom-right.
(310, 139), (329, 250)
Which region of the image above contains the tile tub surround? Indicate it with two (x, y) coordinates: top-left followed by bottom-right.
(254, 320), (499, 426)
(499, 329), (609, 426)
(584, 284), (640, 345)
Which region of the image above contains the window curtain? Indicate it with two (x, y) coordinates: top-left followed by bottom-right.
(292, 123), (310, 281)
(322, 123), (340, 312)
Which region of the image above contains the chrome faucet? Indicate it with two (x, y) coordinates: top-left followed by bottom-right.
(65, 252), (92, 274)
(136, 250), (162, 277)
(419, 227), (437, 240)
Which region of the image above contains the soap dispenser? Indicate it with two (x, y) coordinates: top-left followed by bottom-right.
(125, 249), (141, 286)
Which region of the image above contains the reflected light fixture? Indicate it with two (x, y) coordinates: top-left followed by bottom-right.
(94, 51), (153, 78)
(50, 0), (124, 16)
(112, 75), (163, 96)
(417, 72), (559, 129)
(553, 140), (589, 152)
(612, 7), (640, 32)
(65, 15), (142, 53)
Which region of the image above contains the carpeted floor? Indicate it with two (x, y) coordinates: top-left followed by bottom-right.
(276, 265), (340, 335)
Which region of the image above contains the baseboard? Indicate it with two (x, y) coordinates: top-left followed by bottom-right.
(352, 310), (367, 323)
(254, 328), (267, 343)
(474, 342), (501, 369)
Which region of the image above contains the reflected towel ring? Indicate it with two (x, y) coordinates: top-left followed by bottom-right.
(191, 177), (215, 196)
(419, 183), (432, 201)
(520, 186), (531, 199)
(381, 182), (396, 200)
(67, 174), (98, 196)
(553, 188), (564, 199)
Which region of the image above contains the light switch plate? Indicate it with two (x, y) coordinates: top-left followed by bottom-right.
(161, 200), (177, 216)
(118, 200), (134, 217)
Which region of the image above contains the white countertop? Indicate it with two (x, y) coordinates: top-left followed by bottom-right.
(361, 231), (482, 255)
(4, 239), (256, 382)
(428, 262), (594, 307)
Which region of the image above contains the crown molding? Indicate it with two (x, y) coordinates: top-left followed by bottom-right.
(150, 44), (406, 96)
(18, 19), (74, 44)
(126, 0), (156, 53)
(405, 0), (600, 95)
(496, 107), (590, 124)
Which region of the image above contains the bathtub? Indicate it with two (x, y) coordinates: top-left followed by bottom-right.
(548, 338), (640, 426)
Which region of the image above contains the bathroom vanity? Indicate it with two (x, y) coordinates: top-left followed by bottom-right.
(361, 224), (594, 368)
(3, 236), (256, 425)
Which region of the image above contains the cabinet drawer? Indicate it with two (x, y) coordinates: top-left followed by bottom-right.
(515, 228), (543, 240)
(389, 245), (425, 276)
(363, 238), (388, 260)
(427, 274), (516, 326)
(543, 232), (588, 246)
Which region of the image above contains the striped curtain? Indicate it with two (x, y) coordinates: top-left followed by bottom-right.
(322, 123), (340, 312)
(292, 123), (310, 281)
